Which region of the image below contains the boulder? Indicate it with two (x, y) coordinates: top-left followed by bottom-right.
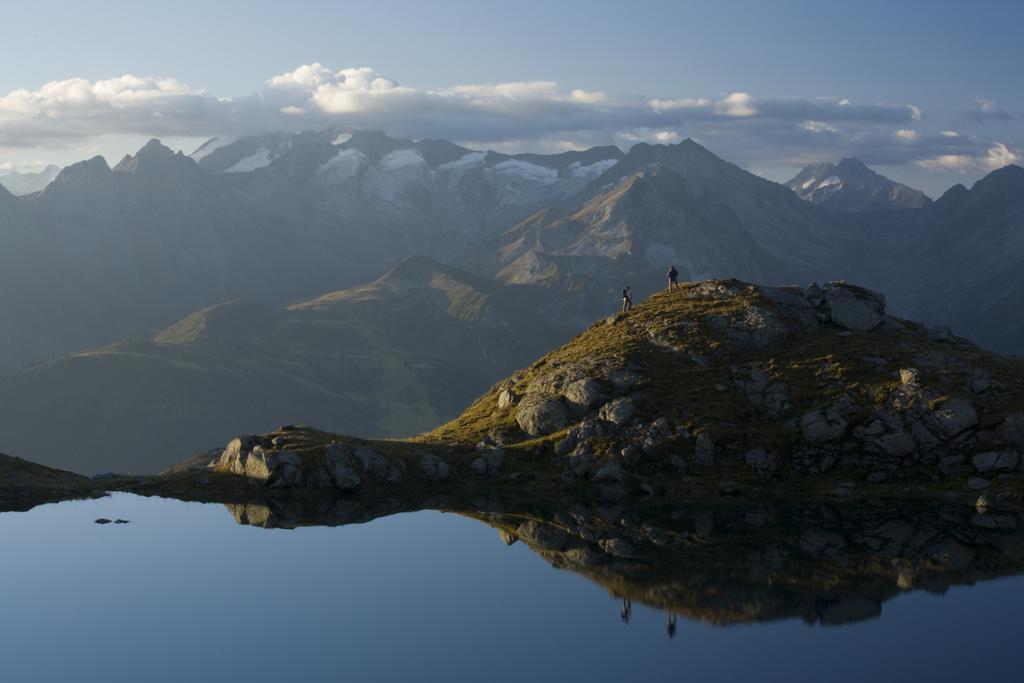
(563, 378), (604, 409)
(967, 477), (990, 491)
(497, 389), (518, 410)
(325, 443), (361, 491)
(928, 398), (978, 438)
(997, 413), (1024, 446)
(800, 409), (847, 444)
(592, 460), (625, 483)
(744, 448), (778, 479)
(972, 451), (1020, 473)
(470, 448), (504, 476)
(823, 282), (886, 331)
(516, 521), (568, 551)
(599, 537), (637, 558)
(599, 397), (635, 428)
(875, 432), (918, 458)
(899, 368), (920, 387)
(417, 453), (450, 481)
(694, 432), (715, 466)
(515, 396), (568, 436)
(355, 446), (391, 479)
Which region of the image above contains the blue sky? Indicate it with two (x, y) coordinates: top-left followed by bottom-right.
(1, 0), (1020, 195)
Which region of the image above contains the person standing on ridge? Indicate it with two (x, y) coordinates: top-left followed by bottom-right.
(667, 265), (679, 291)
(622, 286), (633, 312)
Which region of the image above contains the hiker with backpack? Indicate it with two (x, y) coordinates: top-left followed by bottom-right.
(621, 286), (633, 312)
(667, 265), (679, 291)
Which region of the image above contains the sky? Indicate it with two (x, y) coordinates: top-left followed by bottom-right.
(0, 0), (1021, 196)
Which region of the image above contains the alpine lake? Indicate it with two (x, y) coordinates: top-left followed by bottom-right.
(2, 491), (1022, 682)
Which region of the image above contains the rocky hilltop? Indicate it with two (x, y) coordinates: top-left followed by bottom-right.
(60, 277), (1017, 511)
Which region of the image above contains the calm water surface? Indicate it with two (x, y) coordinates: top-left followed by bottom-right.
(2, 493), (1021, 682)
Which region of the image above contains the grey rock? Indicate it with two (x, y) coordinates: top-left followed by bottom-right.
(497, 388), (518, 409)
(744, 448), (778, 479)
(515, 396), (568, 436)
(355, 446), (391, 479)
(823, 282), (886, 331)
(324, 443), (361, 490)
(693, 432), (715, 466)
(598, 397), (635, 428)
(599, 537), (637, 558)
(928, 398), (978, 438)
(470, 448), (504, 476)
(899, 368), (920, 387)
(800, 408), (848, 444)
(967, 477), (990, 491)
(997, 413), (1024, 446)
(498, 529), (518, 546)
(417, 453), (450, 481)
(800, 529), (846, 555)
(972, 451), (1020, 473)
(875, 431), (918, 458)
(592, 460), (625, 483)
(563, 378), (604, 409)
(516, 521), (568, 551)
(803, 283), (825, 307)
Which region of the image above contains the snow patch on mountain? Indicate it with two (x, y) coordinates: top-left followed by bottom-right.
(380, 149), (427, 172)
(489, 160), (559, 184)
(225, 149), (272, 173)
(568, 158), (619, 180)
(438, 151), (487, 172)
(332, 132), (353, 146)
(191, 136), (237, 162)
(317, 149), (366, 185)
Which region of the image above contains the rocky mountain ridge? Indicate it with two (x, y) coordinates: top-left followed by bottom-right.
(786, 158), (931, 212)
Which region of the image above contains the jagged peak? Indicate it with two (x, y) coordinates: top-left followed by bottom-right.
(46, 156), (112, 191)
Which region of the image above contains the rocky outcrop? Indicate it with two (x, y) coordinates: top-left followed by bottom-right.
(515, 396), (568, 436)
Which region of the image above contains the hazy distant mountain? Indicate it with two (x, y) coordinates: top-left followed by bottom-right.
(469, 139), (872, 326)
(786, 158), (930, 212)
(0, 256), (567, 473)
(0, 164), (61, 196)
(898, 164), (1024, 353)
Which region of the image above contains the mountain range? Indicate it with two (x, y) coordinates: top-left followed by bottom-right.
(785, 157), (931, 212)
(0, 128), (1021, 472)
(0, 164), (61, 196)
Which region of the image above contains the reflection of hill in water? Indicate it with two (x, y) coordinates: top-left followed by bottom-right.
(224, 494), (1024, 626)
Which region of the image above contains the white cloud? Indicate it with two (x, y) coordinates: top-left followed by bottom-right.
(916, 143), (1020, 172)
(803, 120), (839, 134)
(714, 92), (758, 117)
(916, 154), (976, 172)
(983, 142), (1019, 169)
(894, 129), (918, 142)
(280, 105), (305, 115)
(941, 130), (959, 137)
(649, 97), (711, 111)
(653, 131), (681, 144)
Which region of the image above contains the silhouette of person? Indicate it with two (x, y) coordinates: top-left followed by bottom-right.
(667, 612), (677, 638)
(667, 265), (679, 291)
(621, 286), (633, 312)
(620, 598), (632, 623)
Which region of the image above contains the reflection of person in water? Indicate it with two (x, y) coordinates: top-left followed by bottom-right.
(620, 598), (632, 623)
(667, 613), (677, 638)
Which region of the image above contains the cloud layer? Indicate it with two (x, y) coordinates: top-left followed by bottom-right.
(0, 63), (1019, 175)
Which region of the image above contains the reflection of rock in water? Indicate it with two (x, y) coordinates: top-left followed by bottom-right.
(223, 493), (1024, 627)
